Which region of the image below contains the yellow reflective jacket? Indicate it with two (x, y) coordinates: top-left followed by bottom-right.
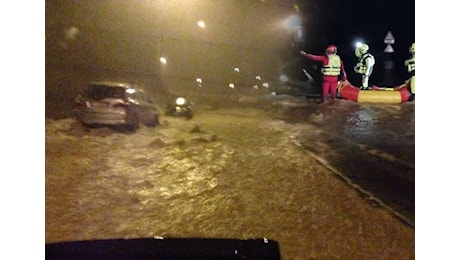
(405, 55), (415, 73)
(354, 53), (375, 75)
(321, 54), (341, 76)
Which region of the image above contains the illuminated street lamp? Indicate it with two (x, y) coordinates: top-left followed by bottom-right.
(160, 57), (167, 64)
(197, 20), (206, 29)
(196, 78), (202, 87)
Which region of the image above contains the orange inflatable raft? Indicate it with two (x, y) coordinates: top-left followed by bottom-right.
(337, 77), (414, 103)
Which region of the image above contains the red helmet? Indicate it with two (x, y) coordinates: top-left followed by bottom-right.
(325, 45), (337, 54)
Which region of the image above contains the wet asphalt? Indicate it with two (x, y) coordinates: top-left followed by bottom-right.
(268, 96), (415, 226)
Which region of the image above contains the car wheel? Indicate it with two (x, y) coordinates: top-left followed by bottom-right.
(127, 114), (140, 131)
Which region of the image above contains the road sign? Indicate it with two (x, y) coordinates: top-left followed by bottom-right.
(384, 44), (394, 53)
(384, 31), (395, 44)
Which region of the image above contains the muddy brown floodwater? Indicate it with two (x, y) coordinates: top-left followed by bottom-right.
(45, 96), (414, 259)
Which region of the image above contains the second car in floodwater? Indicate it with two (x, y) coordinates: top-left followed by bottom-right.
(165, 96), (193, 119)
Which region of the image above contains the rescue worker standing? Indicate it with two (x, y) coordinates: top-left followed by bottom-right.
(300, 45), (347, 103)
(354, 43), (375, 90)
(404, 42), (415, 100)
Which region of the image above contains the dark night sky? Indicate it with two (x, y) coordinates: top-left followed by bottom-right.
(299, 0), (415, 50)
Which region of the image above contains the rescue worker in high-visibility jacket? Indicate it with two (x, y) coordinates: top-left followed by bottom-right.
(354, 43), (375, 90)
(404, 42), (415, 100)
(300, 45), (347, 103)
(405, 43), (415, 76)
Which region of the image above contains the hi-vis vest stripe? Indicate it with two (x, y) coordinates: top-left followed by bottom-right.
(406, 57), (415, 73)
(321, 55), (341, 76)
(356, 53), (373, 74)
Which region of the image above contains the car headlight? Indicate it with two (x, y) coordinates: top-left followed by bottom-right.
(175, 97), (186, 106)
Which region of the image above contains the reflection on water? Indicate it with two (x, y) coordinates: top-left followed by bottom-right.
(346, 108), (376, 126)
(346, 108), (378, 139)
(315, 101), (414, 163)
(272, 97), (415, 225)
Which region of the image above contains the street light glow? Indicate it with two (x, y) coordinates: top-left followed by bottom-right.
(197, 20), (206, 29)
(65, 26), (80, 40)
(283, 15), (301, 29)
(160, 57), (167, 64)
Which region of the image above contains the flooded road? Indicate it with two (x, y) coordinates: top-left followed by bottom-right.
(269, 97), (415, 225)
(46, 94), (415, 259)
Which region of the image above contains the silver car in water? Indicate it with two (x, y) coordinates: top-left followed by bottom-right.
(74, 81), (160, 130)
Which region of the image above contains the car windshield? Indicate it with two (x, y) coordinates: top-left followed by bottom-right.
(86, 85), (126, 100)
